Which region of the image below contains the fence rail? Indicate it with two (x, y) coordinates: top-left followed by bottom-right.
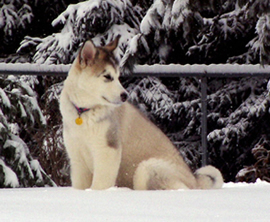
(1, 63), (270, 77)
(1, 63), (270, 166)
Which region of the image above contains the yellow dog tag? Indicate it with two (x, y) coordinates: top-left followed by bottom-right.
(75, 117), (83, 125)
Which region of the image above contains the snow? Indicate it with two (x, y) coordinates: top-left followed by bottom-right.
(0, 159), (19, 188)
(26, 95), (47, 125)
(0, 180), (269, 222)
(0, 63), (70, 76)
(134, 64), (270, 77)
(140, 0), (163, 35)
(125, 34), (140, 56)
(18, 101), (27, 118)
(0, 88), (11, 108)
(52, 0), (127, 28)
(172, 0), (188, 16)
(4, 139), (33, 181)
(9, 123), (20, 135)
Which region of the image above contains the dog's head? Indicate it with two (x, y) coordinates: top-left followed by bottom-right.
(72, 36), (128, 106)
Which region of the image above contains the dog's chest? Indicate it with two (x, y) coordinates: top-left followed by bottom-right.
(68, 115), (112, 147)
(61, 93), (119, 149)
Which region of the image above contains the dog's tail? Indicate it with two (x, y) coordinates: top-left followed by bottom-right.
(194, 165), (223, 189)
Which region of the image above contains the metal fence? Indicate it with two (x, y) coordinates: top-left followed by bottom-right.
(1, 63), (270, 167)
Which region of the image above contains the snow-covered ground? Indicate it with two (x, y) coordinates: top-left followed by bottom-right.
(1, 180), (270, 222)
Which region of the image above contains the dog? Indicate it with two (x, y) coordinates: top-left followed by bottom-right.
(60, 36), (223, 190)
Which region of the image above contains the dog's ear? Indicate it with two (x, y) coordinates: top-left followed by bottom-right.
(79, 40), (97, 66)
(104, 35), (121, 52)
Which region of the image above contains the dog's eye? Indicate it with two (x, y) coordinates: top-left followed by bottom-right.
(104, 74), (114, 82)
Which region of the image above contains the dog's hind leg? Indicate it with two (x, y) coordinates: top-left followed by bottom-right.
(133, 158), (190, 190)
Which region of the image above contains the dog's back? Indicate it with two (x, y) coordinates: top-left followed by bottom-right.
(114, 103), (223, 190)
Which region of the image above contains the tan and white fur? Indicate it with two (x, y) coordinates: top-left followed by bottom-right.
(60, 36), (223, 190)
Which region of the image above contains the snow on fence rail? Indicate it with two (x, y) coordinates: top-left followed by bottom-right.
(134, 64), (270, 77)
(1, 63), (270, 77)
(0, 63), (70, 76)
(1, 63), (270, 166)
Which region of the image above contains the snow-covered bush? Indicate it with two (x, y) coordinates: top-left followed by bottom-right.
(236, 135), (270, 183)
(122, 0), (270, 71)
(127, 77), (175, 119)
(37, 79), (70, 186)
(206, 77), (270, 181)
(230, 13), (270, 65)
(0, 75), (55, 187)
(0, 1), (33, 54)
(17, 0), (143, 64)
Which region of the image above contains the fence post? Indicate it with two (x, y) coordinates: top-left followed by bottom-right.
(201, 76), (208, 166)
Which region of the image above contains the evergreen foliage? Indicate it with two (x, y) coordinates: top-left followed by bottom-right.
(37, 78), (70, 186)
(236, 135), (270, 183)
(0, 0), (33, 55)
(17, 0), (143, 64)
(0, 75), (55, 187)
(122, 0), (270, 71)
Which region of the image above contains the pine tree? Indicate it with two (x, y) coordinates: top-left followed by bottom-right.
(37, 79), (71, 186)
(0, 0), (78, 62)
(122, 0), (270, 70)
(0, 0), (33, 56)
(235, 134), (270, 183)
(0, 0), (74, 187)
(17, 0), (143, 64)
(0, 75), (55, 187)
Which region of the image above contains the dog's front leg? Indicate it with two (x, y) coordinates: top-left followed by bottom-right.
(70, 160), (93, 190)
(91, 146), (122, 190)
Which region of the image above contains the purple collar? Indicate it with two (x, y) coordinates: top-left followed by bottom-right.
(73, 104), (91, 116)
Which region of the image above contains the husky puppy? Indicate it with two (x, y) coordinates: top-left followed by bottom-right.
(60, 36), (223, 190)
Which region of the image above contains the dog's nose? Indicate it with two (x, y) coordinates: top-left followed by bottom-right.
(120, 92), (128, 102)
